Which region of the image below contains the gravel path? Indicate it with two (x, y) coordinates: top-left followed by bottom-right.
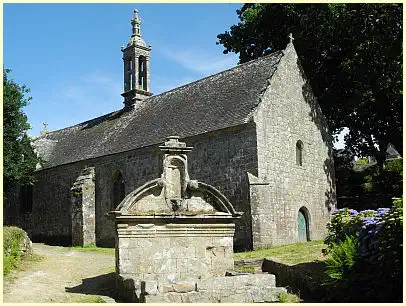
(3, 243), (116, 303)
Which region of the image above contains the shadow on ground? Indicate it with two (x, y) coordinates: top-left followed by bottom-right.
(65, 272), (119, 301)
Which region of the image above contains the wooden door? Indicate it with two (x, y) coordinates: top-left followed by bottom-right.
(297, 210), (307, 242)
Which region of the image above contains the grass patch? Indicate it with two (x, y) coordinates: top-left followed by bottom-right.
(5, 253), (44, 283)
(279, 291), (302, 303)
(235, 266), (256, 273)
(70, 244), (115, 255)
(105, 266), (116, 274)
(234, 240), (327, 265)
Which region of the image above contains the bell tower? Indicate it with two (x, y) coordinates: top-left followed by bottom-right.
(121, 9), (153, 107)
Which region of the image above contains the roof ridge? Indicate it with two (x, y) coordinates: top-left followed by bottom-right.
(34, 109), (120, 139)
(145, 50), (284, 101)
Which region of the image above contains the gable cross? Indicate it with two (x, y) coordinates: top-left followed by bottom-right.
(40, 122), (48, 135)
(288, 33), (294, 43)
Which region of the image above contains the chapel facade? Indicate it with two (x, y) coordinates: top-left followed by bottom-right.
(4, 10), (336, 250)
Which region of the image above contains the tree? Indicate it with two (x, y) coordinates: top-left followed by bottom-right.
(217, 4), (402, 172)
(3, 69), (39, 188)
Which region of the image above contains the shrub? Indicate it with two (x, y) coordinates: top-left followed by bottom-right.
(3, 226), (29, 275)
(374, 198), (403, 296)
(384, 158), (403, 174)
(353, 158), (369, 171)
(324, 208), (375, 248)
(324, 235), (357, 285)
(324, 199), (403, 302)
(279, 291), (301, 303)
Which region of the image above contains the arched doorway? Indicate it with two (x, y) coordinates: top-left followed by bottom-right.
(297, 207), (310, 242)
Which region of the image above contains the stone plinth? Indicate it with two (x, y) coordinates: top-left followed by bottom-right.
(114, 214), (238, 300)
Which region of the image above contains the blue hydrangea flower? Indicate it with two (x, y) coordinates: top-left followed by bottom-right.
(360, 209), (377, 215)
(332, 208), (346, 215)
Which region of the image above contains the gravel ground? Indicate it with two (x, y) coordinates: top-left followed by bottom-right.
(3, 243), (117, 303)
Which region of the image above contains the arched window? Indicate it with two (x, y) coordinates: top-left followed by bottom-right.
(112, 170), (126, 210)
(297, 207), (311, 242)
(124, 58), (132, 92)
(138, 55), (147, 90)
(130, 74), (134, 90)
(296, 140), (303, 166)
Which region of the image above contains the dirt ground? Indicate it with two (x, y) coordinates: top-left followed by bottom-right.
(3, 243), (117, 303)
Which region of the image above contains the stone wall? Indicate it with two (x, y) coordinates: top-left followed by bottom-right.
(4, 124), (258, 249)
(185, 123), (258, 250)
(262, 257), (326, 300)
(4, 163), (86, 245)
(251, 42), (336, 248)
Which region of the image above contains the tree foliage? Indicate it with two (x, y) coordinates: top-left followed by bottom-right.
(335, 156), (402, 211)
(3, 69), (39, 187)
(217, 4), (402, 170)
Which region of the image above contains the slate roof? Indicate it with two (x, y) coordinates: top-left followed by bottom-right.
(35, 50), (284, 169)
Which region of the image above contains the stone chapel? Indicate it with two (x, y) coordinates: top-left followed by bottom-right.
(4, 9), (336, 250)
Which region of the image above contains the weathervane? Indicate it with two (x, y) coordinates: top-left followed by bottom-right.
(131, 9), (142, 37)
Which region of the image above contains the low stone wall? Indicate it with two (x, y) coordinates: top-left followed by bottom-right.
(234, 258), (264, 273)
(261, 257), (326, 299)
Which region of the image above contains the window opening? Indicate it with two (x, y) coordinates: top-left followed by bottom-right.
(296, 140), (303, 166)
(112, 171), (126, 210)
(20, 185), (33, 214)
(138, 56), (147, 90)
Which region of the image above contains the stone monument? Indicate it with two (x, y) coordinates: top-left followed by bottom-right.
(110, 136), (286, 302)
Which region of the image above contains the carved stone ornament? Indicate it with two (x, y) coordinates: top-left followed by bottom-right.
(111, 136), (242, 217)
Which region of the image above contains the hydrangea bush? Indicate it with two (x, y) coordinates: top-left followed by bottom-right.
(324, 207), (375, 248)
(324, 198), (403, 302)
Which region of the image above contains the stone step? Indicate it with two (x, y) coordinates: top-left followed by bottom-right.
(145, 286), (287, 303)
(198, 273), (276, 290)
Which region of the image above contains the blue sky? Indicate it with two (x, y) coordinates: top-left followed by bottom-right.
(4, 3), (346, 148)
(4, 3), (241, 136)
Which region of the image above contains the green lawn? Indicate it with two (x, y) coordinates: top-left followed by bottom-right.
(73, 295), (107, 303)
(69, 241), (326, 265)
(233, 240), (327, 265)
(69, 244), (115, 255)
